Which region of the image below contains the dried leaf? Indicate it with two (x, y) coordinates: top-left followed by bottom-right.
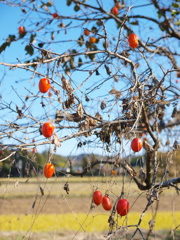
(139, 168), (146, 183)
(95, 112), (103, 120)
(32, 199), (36, 209)
(85, 95), (90, 102)
(63, 94), (75, 109)
(85, 116), (98, 127)
(77, 103), (83, 118)
(173, 140), (180, 150)
(55, 110), (64, 123)
(171, 107), (177, 118)
(61, 74), (72, 93)
(64, 112), (84, 122)
(25, 95), (30, 101)
(100, 100), (106, 110)
(104, 65), (111, 75)
(39, 186), (44, 196)
(41, 101), (45, 107)
(109, 88), (122, 98)
(100, 130), (111, 144)
(95, 69), (100, 75)
(122, 99), (129, 112)
(64, 181), (70, 194)
(113, 75), (118, 82)
(52, 133), (61, 147)
(16, 105), (23, 118)
(51, 85), (61, 100)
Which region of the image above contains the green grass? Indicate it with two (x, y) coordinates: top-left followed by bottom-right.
(0, 212), (179, 232)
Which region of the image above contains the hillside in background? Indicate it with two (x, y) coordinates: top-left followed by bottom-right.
(0, 149), (179, 178)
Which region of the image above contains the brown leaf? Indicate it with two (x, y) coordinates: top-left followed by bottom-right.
(113, 76), (119, 82)
(52, 133), (61, 147)
(104, 65), (111, 75)
(32, 199), (36, 209)
(173, 140), (180, 150)
(55, 110), (64, 123)
(65, 112), (85, 122)
(61, 74), (72, 93)
(25, 95), (30, 101)
(109, 88), (122, 98)
(171, 107), (177, 118)
(139, 168), (146, 183)
(77, 103), (83, 118)
(39, 186), (44, 196)
(95, 112), (103, 120)
(100, 100), (106, 110)
(85, 116), (98, 127)
(64, 181), (70, 194)
(63, 94), (75, 109)
(16, 105), (23, 118)
(51, 85), (61, 101)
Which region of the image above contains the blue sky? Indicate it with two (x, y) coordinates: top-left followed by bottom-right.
(0, 0), (179, 157)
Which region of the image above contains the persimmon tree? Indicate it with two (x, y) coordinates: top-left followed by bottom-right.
(0, 0), (180, 239)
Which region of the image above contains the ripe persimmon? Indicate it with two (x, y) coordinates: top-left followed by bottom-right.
(42, 122), (54, 138)
(102, 196), (112, 211)
(52, 13), (58, 18)
(89, 36), (97, 44)
(92, 191), (103, 206)
(18, 26), (25, 34)
(39, 78), (51, 93)
(84, 29), (90, 36)
(111, 7), (119, 15)
(44, 163), (55, 178)
(117, 199), (130, 216)
(111, 169), (117, 176)
(131, 138), (143, 152)
(128, 33), (139, 48)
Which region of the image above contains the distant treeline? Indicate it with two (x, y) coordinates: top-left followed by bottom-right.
(0, 149), (179, 178)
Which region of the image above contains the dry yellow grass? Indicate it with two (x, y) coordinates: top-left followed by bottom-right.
(1, 176), (176, 200)
(0, 212), (179, 232)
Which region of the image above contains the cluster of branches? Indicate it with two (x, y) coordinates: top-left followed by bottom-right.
(0, 0), (180, 238)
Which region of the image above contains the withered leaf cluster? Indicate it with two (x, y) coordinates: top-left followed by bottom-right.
(79, 113), (103, 137)
(61, 74), (75, 109)
(109, 88), (122, 99)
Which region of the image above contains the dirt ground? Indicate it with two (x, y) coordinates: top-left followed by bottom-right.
(0, 195), (179, 215)
(0, 229), (179, 240)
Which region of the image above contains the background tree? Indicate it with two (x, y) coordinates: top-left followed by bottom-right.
(0, 0), (180, 239)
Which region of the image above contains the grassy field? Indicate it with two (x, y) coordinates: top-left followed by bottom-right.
(0, 212), (180, 232)
(0, 177), (180, 239)
(0, 176), (177, 198)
